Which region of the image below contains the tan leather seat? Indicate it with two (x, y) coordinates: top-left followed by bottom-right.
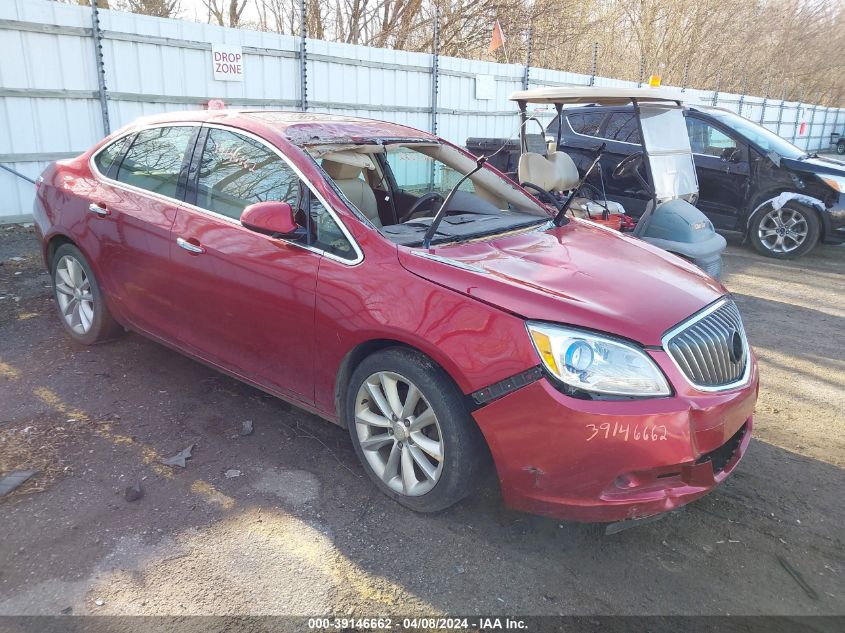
(518, 151), (624, 218)
(321, 160), (382, 228)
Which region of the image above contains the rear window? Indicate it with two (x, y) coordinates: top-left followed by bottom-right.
(567, 112), (605, 137)
(603, 112), (641, 144)
(116, 126), (195, 199)
(94, 135), (130, 178)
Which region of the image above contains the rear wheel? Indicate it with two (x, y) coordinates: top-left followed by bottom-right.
(749, 203), (818, 259)
(51, 243), (122, 344)
(346, 348), (486, 513)
(837, 140), (845, 155)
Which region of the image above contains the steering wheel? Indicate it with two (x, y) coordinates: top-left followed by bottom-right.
(399, 192), (445, 223)
(612, 152), (644, 180)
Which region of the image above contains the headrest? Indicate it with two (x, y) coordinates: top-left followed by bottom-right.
(322, 159), (364, 181)
(547, 151), (580, 190)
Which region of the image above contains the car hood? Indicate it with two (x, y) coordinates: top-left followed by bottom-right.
(397, 220), (725, 347)
(782, 154), (845, 177)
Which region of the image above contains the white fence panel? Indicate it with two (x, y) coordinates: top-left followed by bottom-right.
(1, 0), (842, 222)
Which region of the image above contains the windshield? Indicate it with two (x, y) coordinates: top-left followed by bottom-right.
(309, 142), (550, 247)
(706, 109), (806, 159)
(639, 104), (698, 200)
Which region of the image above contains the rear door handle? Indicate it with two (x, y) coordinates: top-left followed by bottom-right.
(176, 237), (205, 254)
(88, 202), (109, 217)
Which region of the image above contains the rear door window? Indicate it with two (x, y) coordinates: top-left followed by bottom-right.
(603, 112), (641, 144)
(116, 126), (195, 199)
(94, 135), (132, 178)
(196, 128), (300, 220)
(567, 112), (606, 137)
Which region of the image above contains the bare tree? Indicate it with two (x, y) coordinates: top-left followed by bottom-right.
(202, 0), (250, 27)
(119, 0), (180, 17)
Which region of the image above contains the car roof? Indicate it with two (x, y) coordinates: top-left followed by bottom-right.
(123, 109), (436, 145)
(509, 86), (683, 105)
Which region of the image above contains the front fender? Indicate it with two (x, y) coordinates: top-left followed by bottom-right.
(746, 191), (826, 237)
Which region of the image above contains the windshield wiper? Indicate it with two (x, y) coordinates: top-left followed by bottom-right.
(422, 156), (487, 250)
(553, 143), (606, 226)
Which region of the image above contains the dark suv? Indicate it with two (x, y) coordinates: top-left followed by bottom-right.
(548, 105), (845, 258)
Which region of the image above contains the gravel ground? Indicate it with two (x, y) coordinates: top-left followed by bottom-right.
(0, 224), (843, 619)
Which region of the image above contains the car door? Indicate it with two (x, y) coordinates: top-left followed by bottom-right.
(166, 126), (343, 404)
(87, 124), (198, 341)
(685, 115), (750, 230)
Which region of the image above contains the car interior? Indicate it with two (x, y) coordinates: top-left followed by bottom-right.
(307, 142), (552, 246)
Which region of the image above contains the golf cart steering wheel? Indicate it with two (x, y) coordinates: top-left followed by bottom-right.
(612, 152), (644, 180)
(399, 192), (445, 223)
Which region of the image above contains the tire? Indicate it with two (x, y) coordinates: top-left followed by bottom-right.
(51, 243), (122, 345)
(837, 141), (845, 155)
(748, 202), (819, 259)
(346, 347), (486, 513)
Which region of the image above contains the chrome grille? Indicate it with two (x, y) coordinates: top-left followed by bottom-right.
(664, 299), (749, 389)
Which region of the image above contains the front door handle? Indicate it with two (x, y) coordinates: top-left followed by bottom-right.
(88, 202), (109, 217)
(176, 237), (205, 254)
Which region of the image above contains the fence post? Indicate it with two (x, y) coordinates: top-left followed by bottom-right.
(775, 85), (786, 136)
(430, 7), (440, 135)
(637, 57), (644, 88)
(299, 0), (307, 111)
(806, 101), (818, 150)
(522, 26), (532, 91)
(736, 76), (747, 117)
(91, 0), (110, 135)
(791, 88), (805, 143)
(820, 103), (831, 152)
(589, 42), (597, 86)
(712, 74), (721, 106)
(680, 61), (688, 93)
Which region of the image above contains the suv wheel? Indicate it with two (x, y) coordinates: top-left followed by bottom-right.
(749, 203), (819, 259)
(346, 348), (486, 513)
(51, 244), (122, 344)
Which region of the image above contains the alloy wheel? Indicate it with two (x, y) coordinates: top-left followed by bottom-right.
(54, 255), (95, 335)
(354, 371), (444, 496)
(757, 206), (808, 254)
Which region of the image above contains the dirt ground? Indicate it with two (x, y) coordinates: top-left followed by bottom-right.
(0, 224), (843, 621)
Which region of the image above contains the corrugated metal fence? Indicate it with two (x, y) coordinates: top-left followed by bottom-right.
(1, 0), (843, 223)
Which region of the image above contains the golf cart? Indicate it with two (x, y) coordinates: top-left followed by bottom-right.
(507, 87), (727, 278)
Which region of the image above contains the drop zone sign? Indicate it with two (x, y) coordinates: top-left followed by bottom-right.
(212, 44), (244, 81)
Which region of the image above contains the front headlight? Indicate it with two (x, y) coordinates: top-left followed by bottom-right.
(819, 174), (845, 193)
(526, 322), (671, 397)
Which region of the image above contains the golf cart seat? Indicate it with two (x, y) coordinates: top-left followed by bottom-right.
(517, 152), (625, 219)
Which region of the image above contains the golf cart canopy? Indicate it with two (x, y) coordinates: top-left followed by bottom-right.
(509, 86), (682, 106)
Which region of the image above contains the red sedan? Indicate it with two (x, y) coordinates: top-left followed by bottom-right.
(33, 110), (757, 523)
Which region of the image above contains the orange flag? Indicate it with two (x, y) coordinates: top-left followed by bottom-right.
(489, 20), (505, 53)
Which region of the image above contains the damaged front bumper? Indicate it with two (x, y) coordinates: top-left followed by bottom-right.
(471, 352), (759, 523)
(821, 191), (845, 244)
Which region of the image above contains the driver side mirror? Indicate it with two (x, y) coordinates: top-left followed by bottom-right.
(241, 201), (299, 235)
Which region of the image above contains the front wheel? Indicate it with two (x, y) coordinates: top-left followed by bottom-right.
(51, 243), (122, 344)
(837, 141), (845, 155)
(346, 348), (487, 513)
(748, 203), (819, 259)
